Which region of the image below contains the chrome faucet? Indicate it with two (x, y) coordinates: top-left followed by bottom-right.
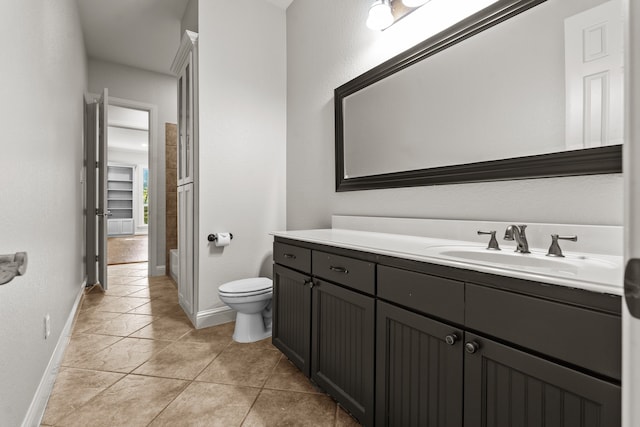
(504, 225), (530, 254)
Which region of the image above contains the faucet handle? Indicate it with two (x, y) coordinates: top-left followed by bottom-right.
(478, 230), (500, 250)
(546, 234), (577, 257)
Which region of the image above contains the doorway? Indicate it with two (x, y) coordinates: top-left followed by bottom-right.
(106, 104), (150, 265)
(94, 94), (159, 278)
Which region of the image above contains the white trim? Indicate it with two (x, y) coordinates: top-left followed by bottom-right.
(153, 265), (166, 276)
(22, 279), (86, 427)
(90, 93), (161, 277)
(170, 31), (198, 76)
(195, 306), (236, 329)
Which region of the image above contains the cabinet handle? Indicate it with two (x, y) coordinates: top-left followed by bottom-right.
(465, 341), (480, 354)
(445, 334), (458, 346)
(329, 266), (349, 274)
(283, 253), (297, 259)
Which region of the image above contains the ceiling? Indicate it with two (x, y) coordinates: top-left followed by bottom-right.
(77, 0), (293, 75)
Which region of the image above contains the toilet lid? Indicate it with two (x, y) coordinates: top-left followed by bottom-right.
(219, 277), (272, 294)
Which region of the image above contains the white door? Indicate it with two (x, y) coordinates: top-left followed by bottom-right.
(97, 89), (109, 290)
(565, 0), (624, 150)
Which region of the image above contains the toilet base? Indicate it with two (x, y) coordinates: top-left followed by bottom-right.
(232, 312), (272, 343)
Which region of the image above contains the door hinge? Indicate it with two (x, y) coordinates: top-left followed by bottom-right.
(96, 161), (99, 168)
(95, 255), (99, 262)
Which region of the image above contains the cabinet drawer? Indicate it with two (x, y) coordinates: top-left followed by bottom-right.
(378, 265), (464, 324)
(274, 242), (311, 273)
(312, 251), (375, 295)
(466, 283), (621, 381)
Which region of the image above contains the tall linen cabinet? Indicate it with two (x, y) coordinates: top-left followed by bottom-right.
(171, 31), (198, 321)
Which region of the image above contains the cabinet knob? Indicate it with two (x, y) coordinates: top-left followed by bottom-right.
(445, 334), (458, 346)
(465, 341), (480, 354)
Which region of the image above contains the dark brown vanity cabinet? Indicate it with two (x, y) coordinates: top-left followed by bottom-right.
(312, 279), (375, 426)
(273, 242), (376, 425)
(376, 301), (464, 427)
(463, 332), (621, 427)
(272, 263), (312, 376)
(273, 238), (622, 427)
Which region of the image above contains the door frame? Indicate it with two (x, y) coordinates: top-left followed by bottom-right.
(88, 93), (160, 277)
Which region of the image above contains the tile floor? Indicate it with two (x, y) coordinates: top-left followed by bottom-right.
(42, 263), (360, 427)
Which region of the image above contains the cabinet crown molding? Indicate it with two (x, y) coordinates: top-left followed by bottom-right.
(171, 30), (198, 75)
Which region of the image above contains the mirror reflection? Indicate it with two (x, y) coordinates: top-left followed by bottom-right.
(341, 0), (623, 180)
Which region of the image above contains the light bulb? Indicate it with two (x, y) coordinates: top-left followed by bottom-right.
(366, 0), (394, 31)
(402, 0), (431, 7)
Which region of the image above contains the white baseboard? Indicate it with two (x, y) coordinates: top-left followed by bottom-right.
(195, 306), (236, 329)
(22, 279), (86, 427)
(151, 264), (166, 277)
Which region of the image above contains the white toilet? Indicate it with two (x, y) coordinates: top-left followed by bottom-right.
(218, 277), (273, 343)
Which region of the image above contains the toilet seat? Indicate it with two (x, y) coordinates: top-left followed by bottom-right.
(219, 277), (272, 297)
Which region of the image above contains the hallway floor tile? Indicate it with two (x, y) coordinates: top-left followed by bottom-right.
(41, 263), (361, 426)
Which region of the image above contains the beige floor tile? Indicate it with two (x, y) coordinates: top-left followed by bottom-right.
(150, 382), (259, 427)
(107, 275), (147, 285)
(71, 310), (121, 334)
(94, 296), (151, 313)
(103, 284), (147, 297)
(336, 405), (362, 426)
(264, 357), (320, 394)
(129, 315), (194, 341)
(83, 313), (155, 336)
(179, 321), (235, 346)
(56, 375), (187, 427)
(79, 293), (119, 311)
(71, 337), (172, 373)
(196, 341), (281, 387)
(128, 298), (184, 317)
(242, 389), (337, 427)
(61, 334), (122, 366)
(133, 341), (224, 380)
(42, 367), (124, 425)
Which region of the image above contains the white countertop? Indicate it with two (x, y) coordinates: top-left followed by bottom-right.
(271, 228), (624, 296)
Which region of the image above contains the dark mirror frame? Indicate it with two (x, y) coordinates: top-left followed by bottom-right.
(335, 0), (622, 192)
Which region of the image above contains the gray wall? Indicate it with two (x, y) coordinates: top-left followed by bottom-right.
(181, 0), (198, 34)
(286, 0), (623, 230)
(0, 0), (88, 424)
(197, 0), (287, 312)
(88, 59), (177, 273)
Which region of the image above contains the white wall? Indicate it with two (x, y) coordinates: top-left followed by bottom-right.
(88, 59), (177, 272)
(0, 1), (87, 425)
(286, 0), (624, 230)
(197, 0), (287, 312)
(181, 0), (198, 34)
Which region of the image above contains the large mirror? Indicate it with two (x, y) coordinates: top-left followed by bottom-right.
(335, 0), (623, 191)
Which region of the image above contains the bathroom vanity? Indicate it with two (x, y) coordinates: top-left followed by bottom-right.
(271, 227), (622, 427)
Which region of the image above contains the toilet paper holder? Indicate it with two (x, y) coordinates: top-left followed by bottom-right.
(207, 233), (234, 242)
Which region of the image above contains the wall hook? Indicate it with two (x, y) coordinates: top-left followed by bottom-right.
(0, 252), (28, 285)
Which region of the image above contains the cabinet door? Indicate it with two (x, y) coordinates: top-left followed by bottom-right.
(464, 332), (620, 427)
(107, 219), (121, 236)
(177, 184), (194, 315)
(272, 264), (311, 376)
(177, 52), (194, 186)
(376, 301), (463, 427)
(312, 280), (375, 426)
(121, 219), (134, 235)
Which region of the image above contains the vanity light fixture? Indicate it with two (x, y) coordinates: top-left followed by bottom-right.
(367, 0), (432, 31)
(401, 0), (431, 7)
(366, 0), (394, 31)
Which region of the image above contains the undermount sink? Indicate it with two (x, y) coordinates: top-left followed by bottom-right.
(436, 247), (618, 272)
